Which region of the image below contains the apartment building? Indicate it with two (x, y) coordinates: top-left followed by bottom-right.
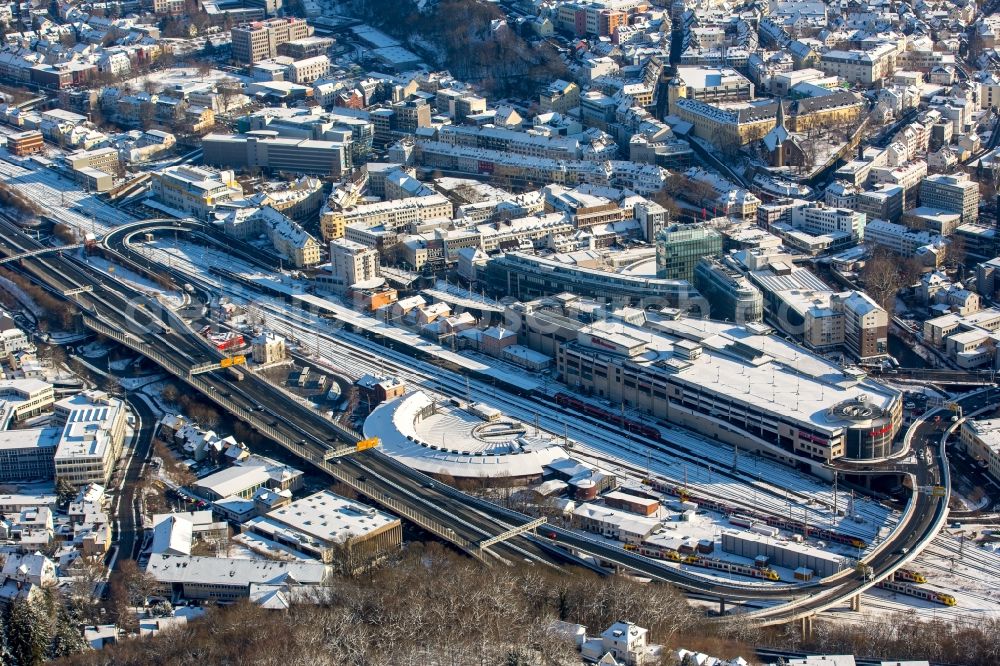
(818, 45), (896, 86)
(251, 332), (286, 364)
(919, 173), (980, 224)
(231, 19), (312, 64)
(327, 238), (380, 292)
(151, 165), (243, 220)
(52, 390), (127, 487)
(835, 291), (889, 362)
(540, 79), (581, 114)
(319, 194), (453, 241)
(222, 206), (321, 267)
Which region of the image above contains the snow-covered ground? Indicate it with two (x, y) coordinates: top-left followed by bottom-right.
(0, 154), (135, 234)
(80, 254), (185, 308)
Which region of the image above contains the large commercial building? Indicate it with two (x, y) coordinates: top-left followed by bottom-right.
(363, 390), (566, 482)
(231, 18), (312, 64)
(554, 317), (901, 463)
(693, 257), (764, 323)
(654, 223), (723, 281)
(919, 173), (980, 224)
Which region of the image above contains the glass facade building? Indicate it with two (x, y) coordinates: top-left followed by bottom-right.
(655, 223), (723, 281)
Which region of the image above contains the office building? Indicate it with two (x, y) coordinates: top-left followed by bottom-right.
(0, 429), (60, 483)
(960, 418), (1000, 482)
(484, 252), (697, 307)
(863, 219), (942, 260)
(789, 203), (866, 242)
(654, 223), (723, 281)
(52, 390), (128, 487)
(919, 173), (980, 224)
(749, 263), (889, 362)
(7, 131), (43, 156)
(319, 194), (453, 242)
(244, 490), (402, 568)
(668, 66), (754, 111)
(151, 165), (243, 220)
(0, 379), (55, 425)
(231, 19), (312, 64)
(856, 185), (903, 224)
(146, 553), (327, 602)
(202, 133), (348, 178)
(693, 257), (763, 323)
(817, 45), (896, 86)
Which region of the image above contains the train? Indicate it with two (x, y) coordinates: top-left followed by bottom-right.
(627, 543), (781, 581)
(644, 476), (868, 549)
(893, 568), (927, 584)
(876, 579), (956, 606)
(552, 393), (662, 441)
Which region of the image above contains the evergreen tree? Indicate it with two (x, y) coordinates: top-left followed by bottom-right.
(0, 604), (14, 666)
(48, 603), (88, 660)
(6, 598), (51, 666)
